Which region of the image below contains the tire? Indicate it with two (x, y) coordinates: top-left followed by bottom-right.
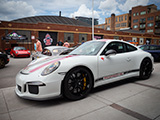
(0, 58), (5, 69)
(139, 58), (153, 80)
(63, 67), (93, 100)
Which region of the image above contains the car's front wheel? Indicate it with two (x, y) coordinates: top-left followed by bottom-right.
(63, 67), (93, 100)
(139, 58), (153, 80)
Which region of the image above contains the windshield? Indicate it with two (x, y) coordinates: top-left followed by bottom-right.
(14, 47), (26, 50)
(69, 41), (105, 55)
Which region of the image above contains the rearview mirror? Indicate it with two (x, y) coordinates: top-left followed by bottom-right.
(105, 49), (116, 56)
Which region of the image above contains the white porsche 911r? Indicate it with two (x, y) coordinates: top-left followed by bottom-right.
(15, 39), (154, 100)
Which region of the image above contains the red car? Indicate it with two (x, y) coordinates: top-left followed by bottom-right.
(10, 46), (30, 58)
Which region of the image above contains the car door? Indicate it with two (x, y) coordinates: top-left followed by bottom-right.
(97, 42), (135, 84)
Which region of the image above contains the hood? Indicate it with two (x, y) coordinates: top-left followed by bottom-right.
(21, 55), (75, 74)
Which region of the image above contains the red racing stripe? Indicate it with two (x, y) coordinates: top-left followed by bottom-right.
(29, 55), (74, 73)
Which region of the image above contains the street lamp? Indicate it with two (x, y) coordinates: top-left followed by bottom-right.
(92, 0), (94, 40)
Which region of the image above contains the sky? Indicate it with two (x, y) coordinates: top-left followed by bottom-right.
(0, 0), (160, 24)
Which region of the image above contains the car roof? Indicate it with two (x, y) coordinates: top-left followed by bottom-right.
(91, 39), (131, 44)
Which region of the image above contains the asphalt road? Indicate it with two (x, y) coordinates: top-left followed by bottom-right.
(0, 57), (32, 89)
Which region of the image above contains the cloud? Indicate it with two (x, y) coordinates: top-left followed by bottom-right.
(118, 0), (149, 12)
(70, 4), (100, 18)
(0, 0), (36, 21)
(98, 0), (120, 16)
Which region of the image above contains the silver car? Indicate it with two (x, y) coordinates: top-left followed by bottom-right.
(32, 46), (69, 60)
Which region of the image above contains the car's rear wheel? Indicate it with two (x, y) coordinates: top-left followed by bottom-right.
(0, 58), (5, 69)
(63, 67), (93, 100)
(139, 58), (153, 80)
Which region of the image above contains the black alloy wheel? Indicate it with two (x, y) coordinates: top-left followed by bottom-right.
(0, 58), (5, 69)
(63, 67), (93, 100)
(139, 58), (153, 80)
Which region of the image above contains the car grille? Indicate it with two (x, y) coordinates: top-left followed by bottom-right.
(17, 84), (39, 94)
(28, 85), (39, 94)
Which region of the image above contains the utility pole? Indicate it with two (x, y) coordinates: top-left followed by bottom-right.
(92, 0), (94, 40)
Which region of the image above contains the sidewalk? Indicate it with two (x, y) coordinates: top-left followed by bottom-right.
(0, 64), (160, 120)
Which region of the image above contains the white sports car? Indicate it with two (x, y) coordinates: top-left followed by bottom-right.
(15, 39), (154, 100)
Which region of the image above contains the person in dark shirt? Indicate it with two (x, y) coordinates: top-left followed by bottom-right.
(57, 40), (64, 46)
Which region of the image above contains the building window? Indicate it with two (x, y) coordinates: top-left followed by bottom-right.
(140, 18), (146, 23)
(133, 13), (136, 16)
(147, 23), (153, 27)
(133, 25), (138, 28)
(109, 19), (110, 24)
(147, 29), (153, 33)
(147, 16), (154, 21)
(106, 26), (110, 30)
(119, 16), (121, 22)
(133, 19), (138, 23)
(116, 24), (120, 27)
(79, 34), (87, 43)
(136, 12), (139, 16)
(64, 33), (74, 43)
(140, 24), (146, 28)
(139, 38), (144, 45)
(105, 20), (107, 24)
(140, 30), (145, 33)
(121, 16), (123, 21)
(132, 37), (137, 42)
(155, 28), (160, 34)
(125, 15), (127, 20)
(121, 23), (127, 27)
(116, 17), (118, 22)
(140, 11), (146, 15)
(156, 16), (160, 21)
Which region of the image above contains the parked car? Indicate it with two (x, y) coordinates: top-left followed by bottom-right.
(10, 46), (30, 58)
(15, 39), (154, 101)
(139, 45), (160, 61)
(0, 52), (9, 68)
(32, 46), (70, 60)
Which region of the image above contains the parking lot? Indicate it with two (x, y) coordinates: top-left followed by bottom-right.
(0, 57), (160, 120)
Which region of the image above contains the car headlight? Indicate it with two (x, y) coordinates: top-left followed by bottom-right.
(16, 51), (18, 54)
(41, 61), (60, 76)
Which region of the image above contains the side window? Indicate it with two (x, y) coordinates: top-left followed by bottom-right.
(126, 44), (137, 52)
(101, 42), (126, 55)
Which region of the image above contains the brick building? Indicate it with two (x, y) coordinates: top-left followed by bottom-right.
(95, 13), (130, 31)
(0, 15), (160, 52)
(96, 4), (160, 36)
(131, 4), (160, 35)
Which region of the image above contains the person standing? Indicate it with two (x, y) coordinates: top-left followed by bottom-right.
(36, 38), (42, 53)
(56, 40), (64, 46)
(63, 40), (70, 48)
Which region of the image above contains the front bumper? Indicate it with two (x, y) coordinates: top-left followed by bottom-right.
(15, 71), (63, 100)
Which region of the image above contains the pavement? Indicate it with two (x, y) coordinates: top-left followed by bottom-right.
(0, 63), (160, 120)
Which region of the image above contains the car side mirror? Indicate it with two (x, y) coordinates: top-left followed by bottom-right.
(105, 49), (117, 56)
